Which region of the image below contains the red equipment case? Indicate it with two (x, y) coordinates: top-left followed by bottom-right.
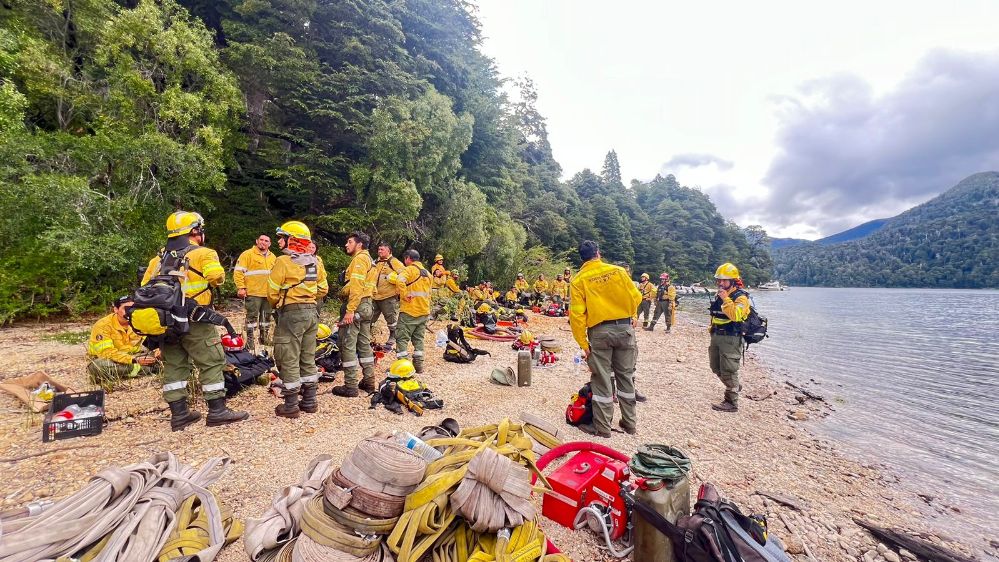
(542, 449), (631, 540)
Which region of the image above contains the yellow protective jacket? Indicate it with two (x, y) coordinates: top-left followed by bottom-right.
(267, 253), (329, 307)
(504, 290), (518, 303)
(431, 263), (447, 277)
(234, 247), (277, 297)
(373, 256), (405, 300)
(658, 283), (677, 302)
(340, 251), (376, 314)
(88, 313), (144, 364)
(514, 279), (529, 292)
(709, 289), (750, 331)
(550, 280), (568, 298)
(468, 286), (486, 301)
(638, 281), (656, 302)
(533, 280), (549, 294)
(431, 274), (446, 293)
(395, 261), (433, 317)
(142, 245), (225, 307)
(444, 277), (461, 294)
(569, 259), (643, 352)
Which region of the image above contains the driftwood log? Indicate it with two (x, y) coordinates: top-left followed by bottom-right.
(784, 380), (826, 402)
(755, 490), (809, 511)
(853, 518), (977, 562)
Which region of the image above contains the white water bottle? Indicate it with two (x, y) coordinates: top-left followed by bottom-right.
(392, 430), (443, 461)
(435, 330), (447, 348)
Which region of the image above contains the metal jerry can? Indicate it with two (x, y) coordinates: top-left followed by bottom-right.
(631, 476), (691, 562)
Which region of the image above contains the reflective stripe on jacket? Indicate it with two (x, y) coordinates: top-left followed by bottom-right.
(709, 289), (750, 332)
(373, 256), (405, 300)
(142, 245), (224, 306)
(234, 247), (277, 297)
(340, 251), (375, 314)
(568, 258), (643, 352)
(395, 261), (432, 317)
(88, 313), (143, 364)
(267, 254), (328, 307)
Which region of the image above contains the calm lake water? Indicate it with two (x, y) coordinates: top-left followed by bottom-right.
(687, 287), (999, 541)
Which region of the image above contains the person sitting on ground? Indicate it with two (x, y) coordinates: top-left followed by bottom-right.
(550, 274), (568, 304)
(87, 295), (160, 389)
(445, 271), (462, 295)
(503, 287), (519, 307)
(533, 274), (549, 306)
(431, 254), (447, 277)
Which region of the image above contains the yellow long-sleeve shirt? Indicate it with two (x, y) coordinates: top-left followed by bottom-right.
(267, 253), (329, 307)
(514, 279), (529, 292)
(550, 280), (568, 298)
(394, 261), (432, 317)
(638, 281), (656, 302)
(373, 256), (405, 300)
(533, 280), (549, 294)
(445, 277), (460, 294)
(234, 247), (277, 297)
(709, 289), (750, 331)
(88, 313), (144, 364)
(658, 283), (677, 302)
(340, 251), (375, 314)
(431, 263), (447, 277)
(569, 259), (643, 352)
(142, 245), (225, 306)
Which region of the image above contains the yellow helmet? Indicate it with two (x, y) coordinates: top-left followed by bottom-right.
(640, 272), (649, 280)
(476, 303), (493, 314)
(435, 254), (444, 262)
(165, 211), (204, 238)
(714, 262), (741, 280)
(389, 358), (415, 378)
(518, 330), (534, 345)
(276, 220), (311, 241)
(316, 323), (332, 340)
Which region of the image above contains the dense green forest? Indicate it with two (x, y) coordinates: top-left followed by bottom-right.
(773, 172), (999, 288)
(0, 0), (772, 323)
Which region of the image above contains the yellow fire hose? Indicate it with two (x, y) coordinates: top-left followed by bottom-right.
(385, 419), (570, 562)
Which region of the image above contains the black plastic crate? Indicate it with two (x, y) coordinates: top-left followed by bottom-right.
(42, 390), (106, 442)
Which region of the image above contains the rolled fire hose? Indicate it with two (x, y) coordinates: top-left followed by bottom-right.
(0, 452), (228, 562)
(329, 469), (407, 519)
(385, 419), (569, 562)
(157, 493), (243, 562)
(300, 495), (381, 558)
(244, 454), (335, 561)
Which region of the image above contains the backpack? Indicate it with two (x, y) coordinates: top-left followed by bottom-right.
(623, 482), (791, 562)
(731, 290), (768, 347)
(565, 383), (593, 426)
(128, 245), (237, 340)
(316, 332), (342, 375)
(443, 324), (489, 363)
(128, 245), (202, 338)
(223, 350), (275, 397)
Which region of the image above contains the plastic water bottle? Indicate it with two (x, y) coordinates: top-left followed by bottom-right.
(54, 404), (103, 420)
(573, 351), (584, 366)
(435, 330), (447, 348)
(391, 430), (443, 462)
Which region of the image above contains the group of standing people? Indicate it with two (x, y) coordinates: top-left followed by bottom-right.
(86, 210), (751, 433)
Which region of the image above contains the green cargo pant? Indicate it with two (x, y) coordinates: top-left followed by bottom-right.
(395, 312), (428, 373)
(244, 296), (273, 349)
(87, 358), (158, 389)
(161, 322), (226, 403)
(339, 298), (374, 388)
(273, 304), (319, 391)
(637, 300), (652, 325)
(586, 321), (638, 434)
(652, 300), (673, 329)
(708, 332), (743, 405)
(371, 296), (400, 342)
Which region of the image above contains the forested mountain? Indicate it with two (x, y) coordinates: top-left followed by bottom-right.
(771, 218), (888, 250)
(773, 172), (999, 288)
(0, 0), (772, 323)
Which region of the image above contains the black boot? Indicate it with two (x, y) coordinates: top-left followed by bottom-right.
(275, 388), (301, 418)
(331, 385), (359, 398)
(644, 322), (655, 332)
(168, 399), (201, 432)
(635, 390), (648, 403)
(358, 378), (376, 393)
(205, 398), (250, 427)
(299, 383), (318, 414)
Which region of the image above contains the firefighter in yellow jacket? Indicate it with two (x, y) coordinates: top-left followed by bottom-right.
(142, 211), (249, 431)
(372, 242), (405, 346)
(533, 274), (549, 306)
(391, 249), (433, 373)
(234, 234), (277, 352)
(708, 263), (751, 412)
(569, 240), (643, 438)
(648, 272), (677, 332)
(268, 221), (328, 418)
(431, 254), (446, 277)
(87, 295), (159, 388)
(550, 274), (568, 304)
(332, 231), (378, 397)
(636, 273), (655, 328)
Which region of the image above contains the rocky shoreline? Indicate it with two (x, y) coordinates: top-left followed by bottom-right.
(0, 309), (988, 561)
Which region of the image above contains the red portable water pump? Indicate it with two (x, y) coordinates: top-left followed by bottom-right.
(535, 442), (634, 557)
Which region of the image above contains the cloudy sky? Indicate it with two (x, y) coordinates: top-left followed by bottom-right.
(476, 0), (999, 238)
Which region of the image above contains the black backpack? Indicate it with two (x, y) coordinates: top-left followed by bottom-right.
(731, 290), (768, 347)
(443, 324), (489, 363)
(623, 482), (791, 562)
(224, 350), (275, 397)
